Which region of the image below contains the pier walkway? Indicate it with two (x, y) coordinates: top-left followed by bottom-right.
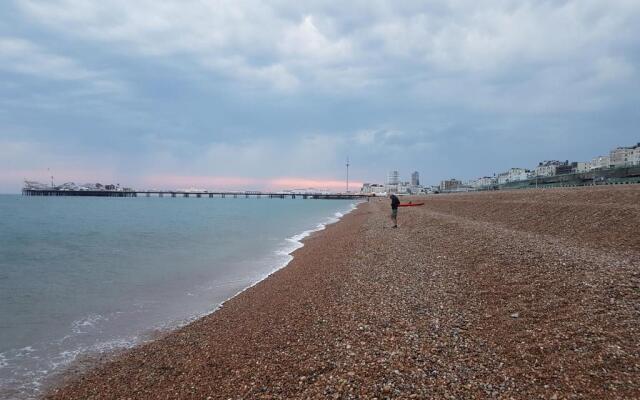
(22, 189), (367, 200)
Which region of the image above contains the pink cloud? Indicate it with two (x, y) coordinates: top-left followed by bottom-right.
(142, 174), (361, 191)
(267, 177), (363, 191)
(4, 172), (362, 193)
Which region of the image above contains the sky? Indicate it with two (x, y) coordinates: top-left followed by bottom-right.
(1, 0), (639, 193)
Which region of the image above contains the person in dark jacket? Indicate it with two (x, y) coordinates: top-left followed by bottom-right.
(389, 193), (400, 228)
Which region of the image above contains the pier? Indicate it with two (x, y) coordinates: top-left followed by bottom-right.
(21, 189), (368, 200)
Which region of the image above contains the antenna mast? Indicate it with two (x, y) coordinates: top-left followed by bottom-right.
(346, 156), (350, 193)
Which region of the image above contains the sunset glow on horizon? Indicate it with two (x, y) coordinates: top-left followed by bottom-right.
(1, 170), (363, 193)
(144, 174), (362, 192)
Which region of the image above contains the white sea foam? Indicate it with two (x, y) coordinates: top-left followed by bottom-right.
(0, 311), (143, 399)
(213, 201), (360, 314)
(71, 313), (107, 334)
(17, 347), (35, 355)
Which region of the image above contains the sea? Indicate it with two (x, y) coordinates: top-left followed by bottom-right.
(0, 194), (357, 399)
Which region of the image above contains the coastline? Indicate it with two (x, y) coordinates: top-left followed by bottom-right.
(46, 187), (640, 399)
(35, 201), (360, 398)
(241, 202), (359, 308)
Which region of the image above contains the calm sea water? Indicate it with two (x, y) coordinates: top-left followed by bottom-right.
(0, 195), (355, 399)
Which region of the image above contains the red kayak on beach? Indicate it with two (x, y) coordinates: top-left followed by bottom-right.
(398, 202), (425, 207)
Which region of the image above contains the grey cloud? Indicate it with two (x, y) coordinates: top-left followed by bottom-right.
(0, 1), (638, 192)
(19, 1), (638, 93)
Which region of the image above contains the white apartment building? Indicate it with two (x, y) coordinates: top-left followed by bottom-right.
(507, 168), (528, 182)
(387, 171), (399, 185)
(590, 155), (611, 170)
(610, 147), (632, 168)
(397, 182), (410, 194)
(575, 162), (590, 173)
(535, 161), (564, 177)
(360, 183), (386, 195)
(469, 176), (495, 188)
(610, 143), (640, 167)
(385, 170), (400, 193)
(496, 168), (528, 185)
(632, 146), (640, 166)
(497, 172), (510, 185)
(440, 179), (462, 191)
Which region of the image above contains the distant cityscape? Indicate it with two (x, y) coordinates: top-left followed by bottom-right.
(361, 141), (640, 194)
(22, 141), (640, 196)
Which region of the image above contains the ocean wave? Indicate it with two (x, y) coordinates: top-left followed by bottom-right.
(71, 313), (108, 335)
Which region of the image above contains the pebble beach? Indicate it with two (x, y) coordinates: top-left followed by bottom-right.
(46, 186), (640, 399)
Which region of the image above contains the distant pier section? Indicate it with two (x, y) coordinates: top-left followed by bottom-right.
(21, 181), (367, 200)
(22, 189), (366, 199)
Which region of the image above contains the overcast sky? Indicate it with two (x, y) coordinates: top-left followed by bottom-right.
(1, 0), (639, 192)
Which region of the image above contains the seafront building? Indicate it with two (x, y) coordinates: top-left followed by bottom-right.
(456, 141), (639, 191)
(535, 161), (566, 177)
(497, 172), (509, 185)
(385, 170), (400, 193)
(632, 146), (640, 166)
(360, 183), (386, 195)
(590, 155), (611, 170)
(556, 162), (577, 175)
(575, 162), (590, 173)
(411, 171), (420, 186)
(489, 167), (529, 186)
(440, 179), (462, 192)
(364, 142), (639, 194)
(610, 143), (640, 167)
(507, 168), (529, 182)
(386, 171), (399, 185)
(469, 176), (496, 189)
(361, 170), (427, 195)
(397, 181), (410, 194)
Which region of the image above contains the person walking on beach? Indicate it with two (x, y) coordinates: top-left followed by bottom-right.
(389, 193), (400, 228)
